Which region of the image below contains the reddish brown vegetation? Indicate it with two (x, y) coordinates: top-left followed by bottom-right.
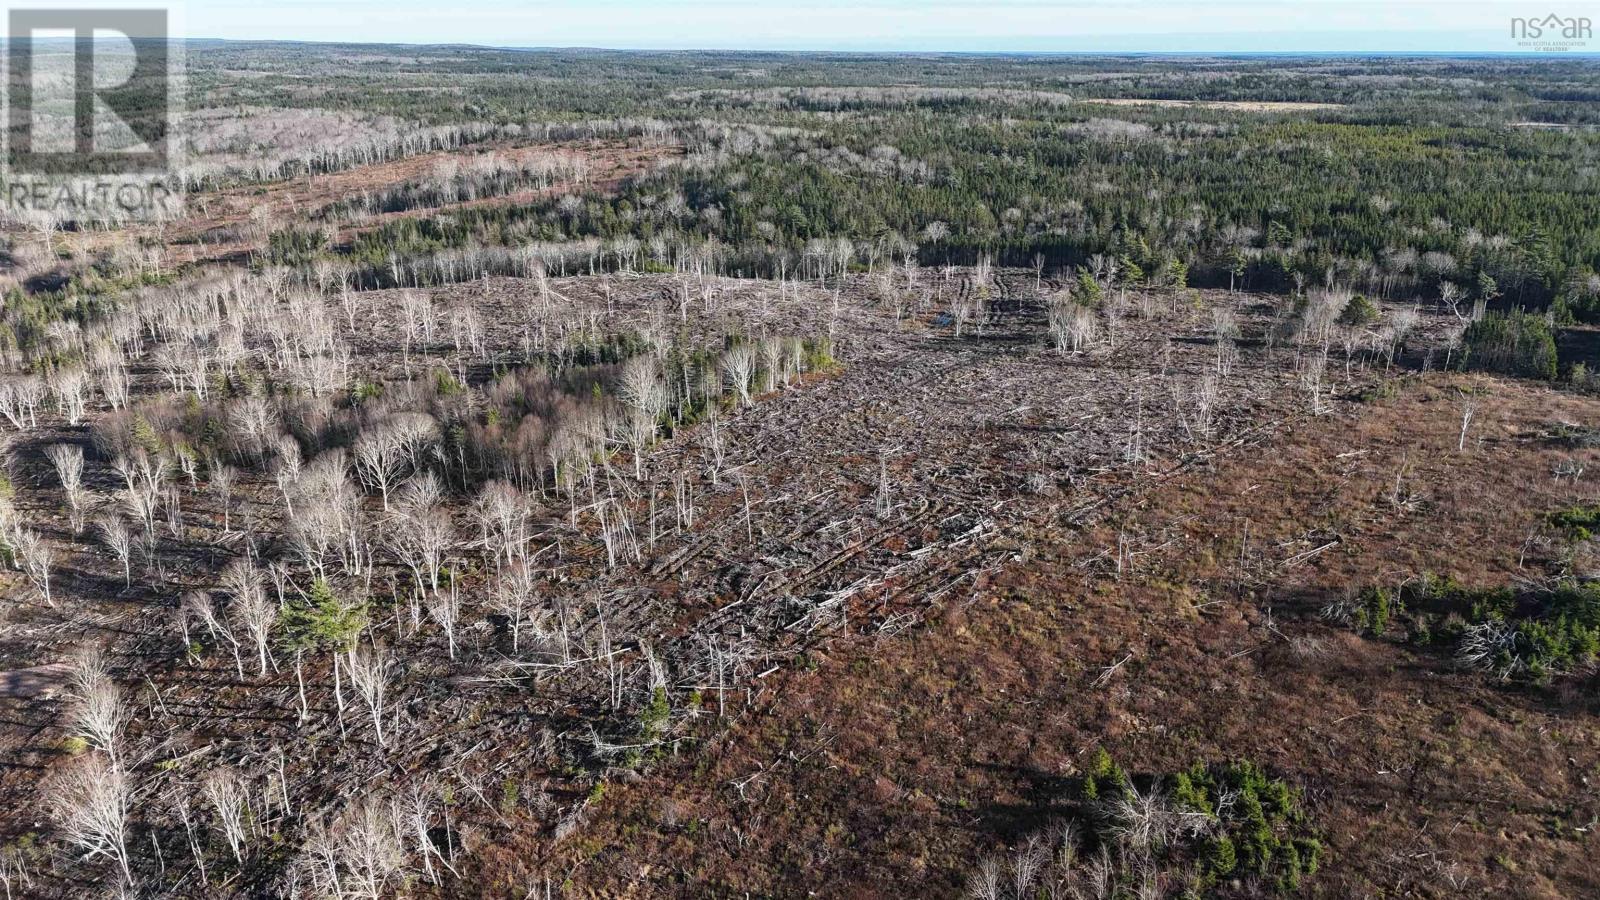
(547, 373), (1600, 898)
(61, 140), (676, 269)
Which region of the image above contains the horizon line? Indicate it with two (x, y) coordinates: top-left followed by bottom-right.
(33, 36), (1598, 59)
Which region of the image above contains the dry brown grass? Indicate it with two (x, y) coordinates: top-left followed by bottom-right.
(1085, 98), (1344, 112)
(52, 140), (676, 269)
(539, 373), (1600, 899)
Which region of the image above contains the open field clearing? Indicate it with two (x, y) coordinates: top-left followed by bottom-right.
(1081, 98), (1346, 111)
(556, 372), (1600, 898)
(0, 259), (1450, 895)
(50, 140), (678, 271)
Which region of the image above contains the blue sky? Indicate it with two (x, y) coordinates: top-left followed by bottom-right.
(51, 1), (1600, 52)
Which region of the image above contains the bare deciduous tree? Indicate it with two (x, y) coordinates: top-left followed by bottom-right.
(1212, 306), (1240, 376)
(91, 344), (130, 411)
(344, 644), (392, 747)
(184, 586), (245, 677)
(471, 481), (530, 570)
(493, 559), (542, 652)
(288, 451), (362, 579)
(204, 768), (251, 864)
(225, 559), (277, 676)
(701, 407), (726, 484)
(11, 527), (53, 605)
(272, 436), (303, 515)
(211, 464), (237, 533)
(231, 397), (279, 464)
(333, 795), (406, 900)
(721, 344), (756, 407)
(405, 780), (451, 886)
(425, 565), (462, 659)
(353, 416), (437, 510)
(96, 515), (135, 588)
(0, 841), (35, 899)
(1049, 301), (1100, 354)
(618, 356), (669, 476)
(48, 367), (91, 426)
(967, 856), (1003, 900)
(1178, 374), (1220, 443)
(48, 753), (132, 885)
(67, 650), (125, 761)
(0, 376), (45, 430)
(113, 451), (167, 549)
(1439, 280), (1472, 321)
(385, 486), (454, 605)
(45, 443), (86, 532)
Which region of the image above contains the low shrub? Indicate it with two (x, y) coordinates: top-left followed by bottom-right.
(1170, 759), (1321, 891)
(1548, 504), (1600, 540)
(1340, 573), (1600, 683)
(1457, 311), (1558, 380)
(1338, 293), (1380, 326)
(968, 754), (1322, 897)
(279, 578), (368, 652)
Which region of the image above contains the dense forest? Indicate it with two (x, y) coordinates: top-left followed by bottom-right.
(177, 48), (1600, 309)
(3, 49), (1593, 322)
